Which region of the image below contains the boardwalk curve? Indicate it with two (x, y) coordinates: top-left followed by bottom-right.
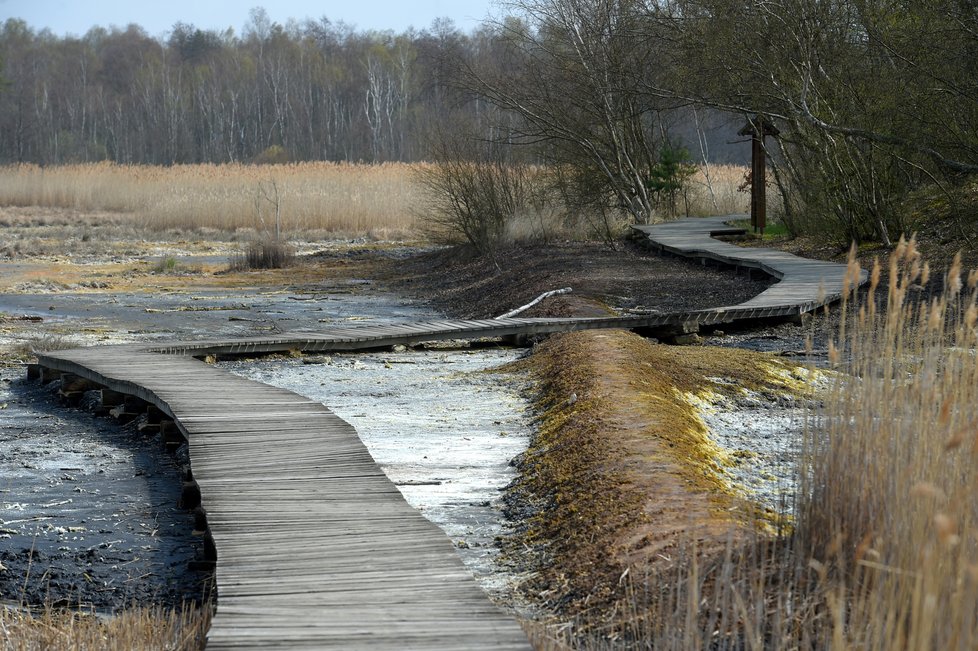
(634, 214), (868, 318)
(35, 346), (532, 650)
(30, 215), (866, 649)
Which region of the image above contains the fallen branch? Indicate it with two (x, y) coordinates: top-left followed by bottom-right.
(495, 288), (572, 319)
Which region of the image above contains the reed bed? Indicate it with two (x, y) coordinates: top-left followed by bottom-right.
(0, 162), (421, 238)
(0, 162), (750, 241)
(0, 605), (210, 650)
(790, 240), (978, 649)
(681, 163), (751, 217)
(733, 242), (978, 649)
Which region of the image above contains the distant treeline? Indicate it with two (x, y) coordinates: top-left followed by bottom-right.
(0, 10), (478, 164)
(0, 9), (747, 167)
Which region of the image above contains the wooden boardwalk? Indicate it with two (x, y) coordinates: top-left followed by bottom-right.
(634, 214), (868, 316)
(30, 215), (865, 649)
(36, 346), (532, 650)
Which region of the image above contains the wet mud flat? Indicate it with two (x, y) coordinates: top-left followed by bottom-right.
(1, 281), (537, 615)
(0, 285), (438, 349)
(695, 386), (814, 513)
(0, 369), (209, 610)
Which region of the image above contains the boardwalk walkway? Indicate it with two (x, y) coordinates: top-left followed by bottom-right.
(31, 215), (865, 649)
(635, 214), (867, 316)
(37, 346), (532, 650)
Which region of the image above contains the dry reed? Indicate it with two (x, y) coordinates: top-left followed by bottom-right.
(528, 240), (978, 649)
(690, 242), (978, 649)
(0, 604), (210, 650)
(681, 164), (751, 217)
(0, 162), (420, 238)
(229, 238), (296, 270)
(0, 163), (750, 241)
(790, 239), (978, 649)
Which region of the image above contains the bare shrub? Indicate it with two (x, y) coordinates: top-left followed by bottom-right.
(229, 237), (295, 271)
(414, 122), (551, 254)
(415, 160), (538, 253)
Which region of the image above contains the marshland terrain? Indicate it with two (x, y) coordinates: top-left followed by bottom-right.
(0, 174), (823, 646)
(3, 2), (978, 648)
(1, 160), (969, 651)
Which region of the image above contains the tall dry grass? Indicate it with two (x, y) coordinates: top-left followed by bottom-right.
(0, 605), (209, 650)
(0, 162), (750, 241)
(791, 239), (978, 649)
(0, 162), (420, 238)
(681, 164), (750, 217)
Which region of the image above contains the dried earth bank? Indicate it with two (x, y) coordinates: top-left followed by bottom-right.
(502, 332), (820, 634)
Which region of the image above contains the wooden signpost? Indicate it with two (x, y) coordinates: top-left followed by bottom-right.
(738, 116), (780, 235)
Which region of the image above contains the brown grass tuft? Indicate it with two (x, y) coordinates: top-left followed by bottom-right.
(0, 604), (210, 650)
(229, 238), (296, 271)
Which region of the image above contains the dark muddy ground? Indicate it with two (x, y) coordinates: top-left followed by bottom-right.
(388, 239), (775, 318)
(0, 369), (209, 610)
(386, 239), (834, 361)
(0, 283), (436, 347)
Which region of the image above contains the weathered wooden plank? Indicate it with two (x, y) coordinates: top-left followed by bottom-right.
(633, 214), (867, 314)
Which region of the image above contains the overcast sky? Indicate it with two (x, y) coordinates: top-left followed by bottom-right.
(0, 0), (497, 37)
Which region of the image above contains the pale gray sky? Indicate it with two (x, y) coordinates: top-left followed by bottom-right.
(0, 0), (497, 37)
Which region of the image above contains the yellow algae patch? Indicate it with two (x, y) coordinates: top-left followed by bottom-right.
(611, 334), (821, 494)
(678, 388), (734, 470)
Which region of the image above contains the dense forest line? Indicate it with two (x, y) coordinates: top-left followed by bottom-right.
(0, 9), (487, 165)
(0, 6), (744, 168)
(1, 1), (976, 245)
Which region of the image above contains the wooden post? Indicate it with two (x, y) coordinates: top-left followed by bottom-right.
(751, 132), (766, 234)
(738, 116), (780, 236)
